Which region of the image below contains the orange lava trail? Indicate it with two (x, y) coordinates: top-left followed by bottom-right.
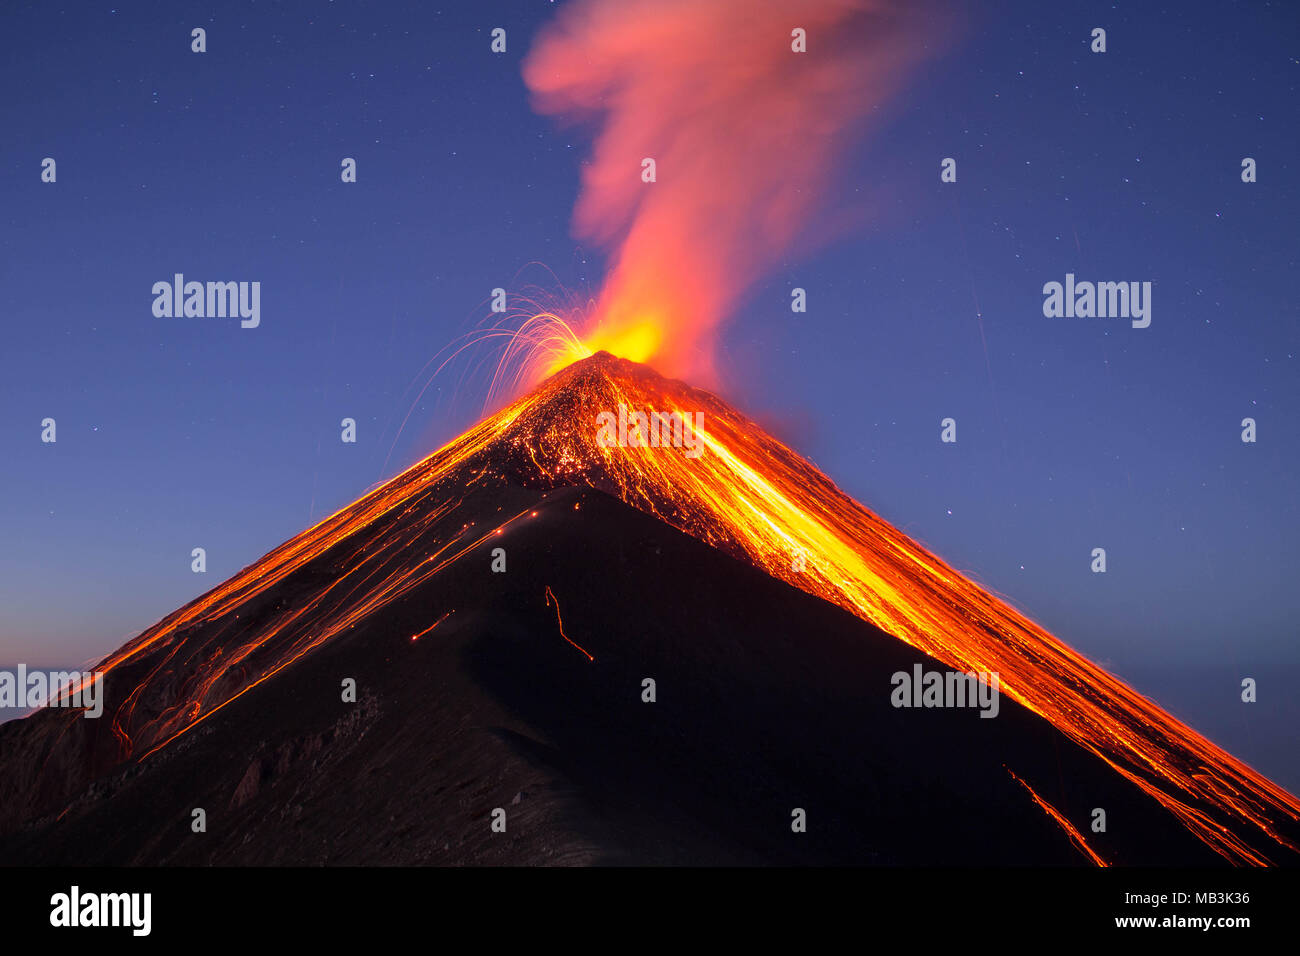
(545, 586), (594, 662)
(411, 611), (454, 642)
(1007, 767), (1108, 867)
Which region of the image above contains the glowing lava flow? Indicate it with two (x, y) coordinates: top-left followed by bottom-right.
(1007, 768), (1108, 867)
(45, 352), (1300, 865)
(545, 586), (595, 661)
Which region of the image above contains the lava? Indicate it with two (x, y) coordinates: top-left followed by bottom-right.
(36, 352), (1300, 866)
(545, 586), (595, 662)
(1007, 768), (1108, 867)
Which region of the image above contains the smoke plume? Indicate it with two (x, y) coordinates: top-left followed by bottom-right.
(524, 0), (935, 380)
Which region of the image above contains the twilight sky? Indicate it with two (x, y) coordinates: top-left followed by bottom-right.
(1, 0), (1297, 789)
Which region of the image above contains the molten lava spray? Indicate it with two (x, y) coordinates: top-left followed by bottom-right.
(523, 0), (934, 381)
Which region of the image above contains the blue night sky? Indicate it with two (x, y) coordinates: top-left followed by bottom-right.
(2, 2), (1297, 789)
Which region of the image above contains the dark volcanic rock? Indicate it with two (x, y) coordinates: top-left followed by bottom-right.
(0, 487), (1228, 865)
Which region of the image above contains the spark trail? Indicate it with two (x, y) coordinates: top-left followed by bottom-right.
(545, 586), (594, 661)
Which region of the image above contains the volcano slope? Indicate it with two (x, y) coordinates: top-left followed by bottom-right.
(0, 353), (1296, 865)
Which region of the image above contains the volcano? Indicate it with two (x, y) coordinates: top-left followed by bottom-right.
(2, 353), (1297, 866)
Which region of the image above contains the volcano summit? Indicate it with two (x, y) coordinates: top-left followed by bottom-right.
(1, 354), (1297, 865)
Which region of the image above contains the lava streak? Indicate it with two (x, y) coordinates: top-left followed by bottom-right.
(545, 586), (595, 661)
(1007, 768), (1108, 867)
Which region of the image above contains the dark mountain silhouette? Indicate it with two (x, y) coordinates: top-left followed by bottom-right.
(1, 353), (1296, 865)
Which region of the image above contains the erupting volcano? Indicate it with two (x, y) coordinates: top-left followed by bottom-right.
(2, 353), (1297, 866)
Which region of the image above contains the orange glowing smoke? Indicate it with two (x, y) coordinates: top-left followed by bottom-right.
(523, 0), (936, 382)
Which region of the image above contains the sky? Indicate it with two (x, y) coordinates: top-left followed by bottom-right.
(1, 1), (1297, 789)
